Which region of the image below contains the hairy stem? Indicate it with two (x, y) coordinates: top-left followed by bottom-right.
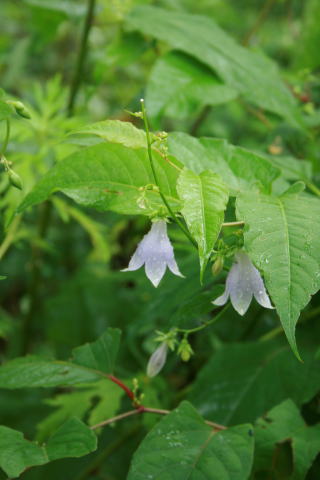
(0, 119), (10, 157)
(140, 99), (197, 248)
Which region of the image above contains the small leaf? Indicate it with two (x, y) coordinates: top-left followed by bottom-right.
(236, 191), (320, 357)
(127, 401), (254, 480)
(177, 169), (229, 278)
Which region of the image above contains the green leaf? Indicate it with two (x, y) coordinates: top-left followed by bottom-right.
(177, 169), (229, 277)
(0, 418), (96, 478)
(0, 329), (121, 388)
(45, 417), (97, 461)
(17, 142), (181, 216)
(188, 340), (320, 425)
(67, 119), (149, 148)
(72, 328), (121, 374)
(146, 51), (237, 120)
(0, 100), (12, 121)
(127, 401), (254, 480)
(36, 380), (124, 442)
(169, 132), (280, 194)
(126, 5), (301, 125)
(236, 191), (320, 357)
(254, 399), (320, 479)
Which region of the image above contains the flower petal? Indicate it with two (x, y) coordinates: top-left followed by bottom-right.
(147, 343), (168, 377)
(145, 256), (167, 287)
(228, 260), (253, 315)
(250, 267), (274, 309)
(121, 249), (145, 272)
(167, 257), (184, 278)
(212, 288), (229, 306)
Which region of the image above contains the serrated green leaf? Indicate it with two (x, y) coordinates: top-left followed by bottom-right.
(0, 418), (96, 478)
(0, 100), (12, 121)
(177, 169), (229, 278)
(188, 340), (320, 425)
(126, 5), (301, 125)
(254, 399), (320, 479)
(127, 401), (253, 480)
(67, 119), (149, 148)
(72, 328), (121, 374)
(236, 191), (320, 357)
(169, 132), (280, 194)
(0, 329), (121, 388)
(17, 142), (181, 216)
(146, 51), (237, 120)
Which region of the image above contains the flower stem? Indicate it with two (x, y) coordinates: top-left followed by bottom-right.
(140, 99), (197, 248)
(67, 0), (96, 116)
(176, 304), (229, 335)
(1, 119), (10, 158)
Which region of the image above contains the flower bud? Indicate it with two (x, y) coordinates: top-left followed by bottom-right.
(212, 255), (224, 276)
(178, 338), (193, 362)
(7, 100), (31, 119)
(8, 169), (23, 190)
(146, 342), (168, 377)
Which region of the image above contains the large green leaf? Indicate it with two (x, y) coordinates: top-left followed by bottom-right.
(127, 401), (254, 480)
(146, 51), (237, 120)
(169, 132), (280, 194)
(126, 5), (301, 125)
(17, 142), (181, 215)
(254, 399), (320, 479)
(0, 329), (121, 388)
(188, 341), (320, 425)
(236, 191), (320, 356)
(0, 418), (96, 478)
(177, 168), (229, 277)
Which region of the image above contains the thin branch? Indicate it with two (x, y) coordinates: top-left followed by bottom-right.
(90, 406), (226, 431)
(242, 0), (277, 46)
(107, 374), (136, 402)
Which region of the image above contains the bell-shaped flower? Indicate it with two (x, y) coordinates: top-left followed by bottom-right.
(121, 220), (183, 287)
(213, 250), (273, 315)
(147, 342), (168, 377)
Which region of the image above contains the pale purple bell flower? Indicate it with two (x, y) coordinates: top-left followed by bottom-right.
(121, 220), (183, 287)
(213, 250), (273, 315)
(147, 342), (168, 377)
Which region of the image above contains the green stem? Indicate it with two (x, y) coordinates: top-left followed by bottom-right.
(176, 304), (229, 335)
(222, 221), (245, 228)
(306, 181), (320, 197)
(67, 0), (96, 116)
(1, 119), (10, 157)
(140, 99), (197, 248)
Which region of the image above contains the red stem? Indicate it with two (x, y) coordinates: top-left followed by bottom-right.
(107, 374), (136, 402)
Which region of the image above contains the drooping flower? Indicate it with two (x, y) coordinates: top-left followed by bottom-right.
(213, 250), (273, 315)
(121, 220), (183, 287)
(147, 342), (168, 377)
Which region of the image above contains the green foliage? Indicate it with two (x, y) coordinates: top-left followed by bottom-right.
(1, 0), (320, 478)
(254, 399), (320, 479)
(0, 418), (97, 478)
(127, 401), (254, 479)
(177, 168), (229, 277)
(237, 191), (320, 357)
(126, 5), (301, 125)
